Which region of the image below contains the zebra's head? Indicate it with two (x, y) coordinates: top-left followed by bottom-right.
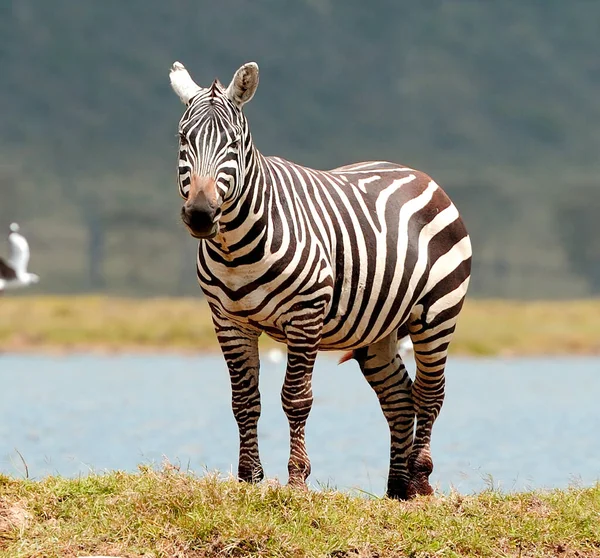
(169, 61), (259, 239)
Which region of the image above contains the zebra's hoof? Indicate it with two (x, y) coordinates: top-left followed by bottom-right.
(406, 453), (434, 497)
(386, 477), (410, 500)
(287, 477), (309, 491)
(406, 477), (434, 498)
(238, 466), (264, 484)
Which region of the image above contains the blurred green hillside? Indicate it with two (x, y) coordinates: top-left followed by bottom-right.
(1, 1), (599, 297)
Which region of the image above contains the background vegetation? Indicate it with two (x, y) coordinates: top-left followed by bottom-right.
(1, 296), (599, 355)
(1, 1), (599, 298)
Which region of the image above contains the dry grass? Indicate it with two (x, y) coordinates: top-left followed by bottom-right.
(0, 296), (218, 353)
(0, 296), (599, 356)
(453, 298), (600, 356)
(1, 467), (599, 558)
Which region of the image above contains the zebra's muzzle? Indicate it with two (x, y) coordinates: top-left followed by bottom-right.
(181, 174), (220, 238)
(181, 206), (219, 239)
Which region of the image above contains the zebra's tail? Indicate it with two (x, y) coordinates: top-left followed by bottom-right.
(338, 350), (355, 365)
(338, 335), (414, 365)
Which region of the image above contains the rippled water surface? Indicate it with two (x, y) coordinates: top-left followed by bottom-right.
(1, 353), (598, 495)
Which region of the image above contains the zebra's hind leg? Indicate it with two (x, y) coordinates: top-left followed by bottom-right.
(356, 332), (414, 500)
(214, 315), (264, 484)
(407, 305), (463, 498)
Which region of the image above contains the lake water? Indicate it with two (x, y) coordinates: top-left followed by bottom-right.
(1, 353), (598, 495)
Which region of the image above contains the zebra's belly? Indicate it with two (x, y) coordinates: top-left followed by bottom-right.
(199, 262), (416, 351)
(259, 319), (407, 351)
(317, 296), (413, 350)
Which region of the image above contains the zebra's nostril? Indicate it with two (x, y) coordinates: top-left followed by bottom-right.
(181, 205), (193, 224)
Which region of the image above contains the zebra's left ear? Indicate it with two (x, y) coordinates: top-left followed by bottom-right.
(226, 62), (259, 109)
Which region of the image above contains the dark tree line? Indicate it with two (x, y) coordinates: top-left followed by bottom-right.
(1, 1), (599, 297)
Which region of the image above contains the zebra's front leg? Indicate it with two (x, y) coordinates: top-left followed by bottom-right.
(217, 323), (264, 484)
(281, 329), (320, 489)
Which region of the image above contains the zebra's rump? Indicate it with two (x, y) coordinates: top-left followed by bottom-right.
(316, 163), (471, 349)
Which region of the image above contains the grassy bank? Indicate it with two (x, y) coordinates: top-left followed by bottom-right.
(0, 296), (599, 356)
(0, 467), (599, 557)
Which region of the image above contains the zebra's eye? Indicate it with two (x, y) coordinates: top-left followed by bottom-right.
(178, 132), (187, 144)
(229, 137), (241, 149)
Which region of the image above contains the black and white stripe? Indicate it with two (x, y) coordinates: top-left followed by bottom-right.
(170, 62), (472, 499)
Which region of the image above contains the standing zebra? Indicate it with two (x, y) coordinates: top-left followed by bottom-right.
(170, 61), (472, 499)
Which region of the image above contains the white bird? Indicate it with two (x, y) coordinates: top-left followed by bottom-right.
(397, 335), (414, 360)
(265, 347), (285, 364)
(0, 223), (40, 294)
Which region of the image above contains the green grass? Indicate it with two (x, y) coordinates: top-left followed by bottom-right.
(0, 296), (599, 356)
(0, 467), (599, 557)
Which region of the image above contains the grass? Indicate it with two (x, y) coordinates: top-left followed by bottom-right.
(0, 296), (219, 353)
(450, 299), (600, 356)
(0, 466), (599, 557)
(0, 296), (599, 356)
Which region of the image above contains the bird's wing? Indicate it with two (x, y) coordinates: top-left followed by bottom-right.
(398, 336), (413, 350)
(7, 231), (30, 273)
(0, 257), (17, 279)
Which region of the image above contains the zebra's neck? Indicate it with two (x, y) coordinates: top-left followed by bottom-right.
(206, 144), (273, 258)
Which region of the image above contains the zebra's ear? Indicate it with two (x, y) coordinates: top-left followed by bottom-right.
(226, 62), (259, 109)
(169, 61), (202, 105)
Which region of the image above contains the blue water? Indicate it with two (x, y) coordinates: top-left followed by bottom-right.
(0, 353), (598, 495)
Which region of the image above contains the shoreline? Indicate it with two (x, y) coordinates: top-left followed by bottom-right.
(1, 342), (599, 358)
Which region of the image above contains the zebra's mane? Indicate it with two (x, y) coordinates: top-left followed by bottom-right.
(208, 79), (225, 104)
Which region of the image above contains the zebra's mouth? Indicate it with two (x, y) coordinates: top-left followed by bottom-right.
(188, 223), (219, 239)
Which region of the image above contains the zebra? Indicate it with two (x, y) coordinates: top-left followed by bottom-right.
(169, 61), (472, 499)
